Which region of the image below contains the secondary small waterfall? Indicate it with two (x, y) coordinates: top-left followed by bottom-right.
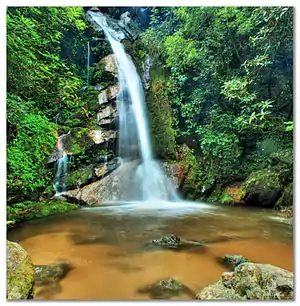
(88, 11), (178, 202)
(87, 41), (90, 85)
(53, 135), (68, 196)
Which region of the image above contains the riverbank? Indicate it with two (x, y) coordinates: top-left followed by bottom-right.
(7, 200), (80, 225)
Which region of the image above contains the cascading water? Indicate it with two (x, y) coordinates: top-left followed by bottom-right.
(53, 135), (68, 196)
(87, 41), (90, 85)
(88, 11), (178, 202)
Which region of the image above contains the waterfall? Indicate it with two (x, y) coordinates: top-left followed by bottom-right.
(88, 11), (178, 202)
(53, 135), (68, 196)
(87, 41), (90, 85)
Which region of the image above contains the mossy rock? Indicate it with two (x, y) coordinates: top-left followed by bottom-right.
(7, 241), (35, 300)
(63, 127), (94, 155)
(275, 183), (293, 211)
(270, 148), (293, 166)
(65, 165), (96, 189)
(196, 263), (293, 300)
(7, 200), (79, 223)
(241, 169), (283, 208)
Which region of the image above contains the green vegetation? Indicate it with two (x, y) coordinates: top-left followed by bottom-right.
(7, 200), (79, 224)
(141, 7), (293, 200)
(6, 6), (293, 211)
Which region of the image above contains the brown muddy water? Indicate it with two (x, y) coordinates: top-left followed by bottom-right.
(7, 201), (293, 300)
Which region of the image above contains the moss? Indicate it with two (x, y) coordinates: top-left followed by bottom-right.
(63, 127), (94, 155)
(7, 200), (79, 224)
(147, 64), (177, 160)
(65, 165), (95, 189)
(7, 241), (35, 300)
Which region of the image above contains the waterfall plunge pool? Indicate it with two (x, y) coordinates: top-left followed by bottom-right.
(8, 202), (293, 300)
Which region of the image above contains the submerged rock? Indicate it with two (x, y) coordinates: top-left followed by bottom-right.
(138, 277), (186, 299)
(196, 263), (293, 300)
(145, 234), (204, 251)
(218, 254), (251, 270)
(7, 241), (35, 300)
(34, 262), (73, 286)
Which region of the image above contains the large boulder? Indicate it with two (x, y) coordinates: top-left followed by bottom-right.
(48, 128), (117, 163)
(64, 159), (120, 189)
(196, 263), (293, 300)
(64, 161), (139, 205)
(7, 241), (35, 300)
(241, 169), (283, 208)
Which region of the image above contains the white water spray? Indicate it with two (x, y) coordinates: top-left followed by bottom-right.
(53, 135), (68, 196)
(88, 11), (178, 202)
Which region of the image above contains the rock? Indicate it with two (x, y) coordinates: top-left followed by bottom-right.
(270, 148), (293, 166)
(196, 282), (245, 300)
(145, 234), (204, 252)
(142, 54), (152, 90)
(34, 262), (73, 286)
(7, 241), (35, 300)
(98, 84), (119, 105)
(99, 54), (118, 76)
(196, 263), (293, 300)
(88, 129), (117, 145)
(97, 104), (118, 126)
(241, 169), (283, 208)
(219, 254), (251, 269)
(160, 162), (189, 189)
(275, 183), (293, 213)
(118, 11), (140, 41)
(151, 234), (182, 249)
(138, 277), (184, 299)
(64, 161), (139, 205)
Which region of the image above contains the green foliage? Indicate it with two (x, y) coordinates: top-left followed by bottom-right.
(7, 94), (57, 193)
(148, 66), (177, 160)
(142, 6), (293, 194)
(7, 200), (79, 223)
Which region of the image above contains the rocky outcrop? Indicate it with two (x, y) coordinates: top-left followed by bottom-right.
(241, 169), (283, 208)
(161, 162), (189, 189)
(99, 54), (118, 76)
(64, 158), (120, 189)
(88, 9), (140, 42)
(7, 241), (35, 300)
(64, 161), (139, 205)
(196, 262), (293, 300)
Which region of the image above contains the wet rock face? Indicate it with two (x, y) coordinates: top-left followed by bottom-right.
(138, 278), (184, 299)
(64, 161), (139, 205)
(7, 241), (35, 300)
(160, 162), (189, 189)
(34, 262), (73, 286)
(196, 263), (293, 300)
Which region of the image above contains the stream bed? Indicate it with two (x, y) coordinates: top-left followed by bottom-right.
(7, 201), (293, 300)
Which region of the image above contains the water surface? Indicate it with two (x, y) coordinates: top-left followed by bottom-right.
(8, 202), (293, 300)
